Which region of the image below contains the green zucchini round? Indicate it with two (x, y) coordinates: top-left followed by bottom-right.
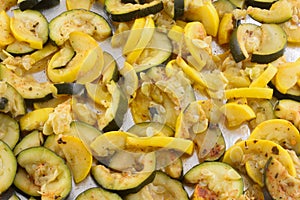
(49, 9), (112, 46)
(251, 24), (286, 64)
(0, 113), (20, 149)
(0, 140), (17, 194)
(229, 23), (260, 63)
(184, 161), (244, 199)
(91, 152), (156, 195)
(14, 147), (72, 199)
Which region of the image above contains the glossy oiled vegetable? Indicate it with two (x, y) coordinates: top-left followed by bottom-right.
(0, 0), (299, 198)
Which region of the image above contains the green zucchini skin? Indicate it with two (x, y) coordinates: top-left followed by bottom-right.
(105, 0), (164, 22)
(0, 97), (8, 110)
(268, 82), (300, 102)
(246, 0), (277, 9)
(229, 28), (246, 63)
(19, 0), (60, 11)
(102, 51), (120, 83)
(102, 86), (128, 132)
(54, 83), (85, 95)
(174, 0), (184, 19)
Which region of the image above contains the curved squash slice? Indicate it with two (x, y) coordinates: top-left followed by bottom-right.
(0, 10), (15, 46)
(184, 1), (219, 37)
(57, 135), (93, 183)
(0, 140), (17, 194)
(220, 102), (256, 127)
(247, 0), (293, 24)
(48, 32), (103, 83)
(10, 9), (48, 49)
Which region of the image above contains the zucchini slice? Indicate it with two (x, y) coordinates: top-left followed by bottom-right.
(69, 120), (102, 148)
(76, 187), (122, 200)
(0, 81), (26, 117)
(49, 9), (112, 46)
(14, 147), (72, 199)
(264, 157), (300, 199)
(194, 124), (226, 162)
(229, 23), (261, 63)
(251, 24), (287, 64)
(98, 81), (128, 132)
(269, 81), (300, 102)
(0, 113), (20, 149)
(91, 152), (156, 195)
(125, 171), (189, 199)
(18, 0), (60, 11)
(213, 0), (236, 18)
(163, 0), (184, 19)
(6, 40), (35, 55)
(101, 52), (120, 83)
(0, 140), (17, 194)
(10, 9), (48, 49)
(105, 0), (163, 22)
(247, 0), (293, 24)
(246, 0), (278, 9)
(184, 162), (244, 199)
(13, 130), (44, 156)
(133, 30), (172, 73)
(54, 83), (85, 95)
(127, 122), (174, 137)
